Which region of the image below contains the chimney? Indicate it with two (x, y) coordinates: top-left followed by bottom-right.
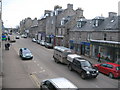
(67, 4), (73, 9)
(109, 12), (117, 17)
(76, 8), (84, 18)
(54, 5), (62, 10)
(44, 10), (52, 16)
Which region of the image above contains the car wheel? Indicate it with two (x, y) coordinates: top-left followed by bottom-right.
(81, 72), (86, 79)
(109, 73), (114, 78)
(68, 65), (73, 71)
(40, 85), (42, 90)
(54, 59), (59, 63)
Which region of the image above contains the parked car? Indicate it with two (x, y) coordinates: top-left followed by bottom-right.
(36, 40), (41, 44)
(15, 36), (20, 39)
(32, 38), (36, 42)
(21, 34), (25, 38)
(45, 42), (53, 48)
(21, 34), (27, 38)
(40, 40), (45, 46)
(40, 77), (78, 90)
(94, 62), (120, 78)
(67, 55), (99, 79)
(19, 48), (33, 60)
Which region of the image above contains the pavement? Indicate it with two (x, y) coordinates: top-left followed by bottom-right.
(81, 54), (107, 64)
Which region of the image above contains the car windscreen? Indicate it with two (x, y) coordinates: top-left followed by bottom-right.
(23, 51), (31, 54)
(81, 61), (92, 68)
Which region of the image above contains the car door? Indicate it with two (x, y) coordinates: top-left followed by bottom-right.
(98, 64), (108, 74)
(72, 59), (78, 71)
(76, 61), (82, 73)
(106, 64), (114, 75)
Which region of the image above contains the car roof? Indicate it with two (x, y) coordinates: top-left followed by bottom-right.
(21, 48), (31, 51)
(48, 77), (78, 88)
(75, 58), (87, 62)
(105, 62), (120, 67)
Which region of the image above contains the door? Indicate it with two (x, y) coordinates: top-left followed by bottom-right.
(98, 64), (108, 74)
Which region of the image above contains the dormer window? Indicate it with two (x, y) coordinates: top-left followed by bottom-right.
(61, 17), (70, 25)
(95, 20), (98, 27)
(77, 21), (82, 28)
(61, 18), (65, 25)
(77, 20), (86, 28)
(93, 16), (104, 27)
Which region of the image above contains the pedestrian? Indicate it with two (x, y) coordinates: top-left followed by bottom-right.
(5, 43), (10, 50)
(7, 43), (10, 48)
(97, 53), (101, 62)
(8, 36), (10, 41)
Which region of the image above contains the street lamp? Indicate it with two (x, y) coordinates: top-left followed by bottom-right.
(0, 0), (2, 78)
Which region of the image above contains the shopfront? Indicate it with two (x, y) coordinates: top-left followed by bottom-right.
(91, 40), (120, 63)
(46, 35), (55, 44)
(69, 40), (90, 56)
(55, 35), (64, 46)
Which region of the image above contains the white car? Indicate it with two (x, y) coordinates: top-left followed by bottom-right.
(40, 77), (78, 90)
(32, 38), (36, 42)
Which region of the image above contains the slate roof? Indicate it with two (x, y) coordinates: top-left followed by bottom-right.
(71, 15), (119, 31)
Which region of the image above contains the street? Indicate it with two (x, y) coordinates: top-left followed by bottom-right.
(2, 36), (119, 89)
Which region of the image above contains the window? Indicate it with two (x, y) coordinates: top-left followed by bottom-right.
(95, 20), (98, 27)
(45, 81), (56, 90)
(100, 64), (107, 67)
(104, 33), (107, 40)
(81, 61), (92, 67)
(73, 59), (78, 65)
(107, 64), (113, 69)
(116, 66), (120, 70)
(77, 21), (81, 28)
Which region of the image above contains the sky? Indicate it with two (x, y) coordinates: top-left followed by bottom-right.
(2, 0), (120, 28)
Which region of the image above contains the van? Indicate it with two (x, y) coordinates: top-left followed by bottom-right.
(10, 35), (16, 42)
(53, 46), (73, 64)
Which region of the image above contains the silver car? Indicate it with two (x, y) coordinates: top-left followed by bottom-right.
(40, 77), (78, 90)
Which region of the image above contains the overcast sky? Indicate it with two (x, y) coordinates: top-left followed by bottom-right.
(2, 0), (119, 28)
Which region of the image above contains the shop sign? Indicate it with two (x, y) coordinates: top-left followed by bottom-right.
(91, 41), (120, 48)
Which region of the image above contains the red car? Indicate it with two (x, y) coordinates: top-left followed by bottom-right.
(94, 62), (120, 78)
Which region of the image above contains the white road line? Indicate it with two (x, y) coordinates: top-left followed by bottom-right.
(34, 61), (36, 63)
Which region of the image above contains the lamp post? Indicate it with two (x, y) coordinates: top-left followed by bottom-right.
(0, 0), (2, 77)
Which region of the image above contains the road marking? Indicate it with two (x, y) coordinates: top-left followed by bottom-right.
(34, 61), (36, 63)
(40, 67), (43, 69)
(95, 85), (100, 88)
(30, 73), (40, 88)
(39, 70), (45, 73)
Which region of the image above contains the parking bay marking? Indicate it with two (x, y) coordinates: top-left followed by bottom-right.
(30, 73), (40, 88)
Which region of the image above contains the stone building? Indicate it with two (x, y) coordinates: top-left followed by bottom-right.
(29, 18), (39, 38)
(19, 17), (32, 34)
(56, 8), (84, 47)
(69, 12), (120, 63)
(45, 4), (84, 46)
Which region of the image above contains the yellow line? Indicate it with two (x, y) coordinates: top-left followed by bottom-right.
(30, 74), (40, 88)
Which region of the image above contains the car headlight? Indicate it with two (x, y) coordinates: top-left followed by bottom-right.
(96, 70), (99, 73)
(86, 71), (90, 74)
(23, 55), (26, 57)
